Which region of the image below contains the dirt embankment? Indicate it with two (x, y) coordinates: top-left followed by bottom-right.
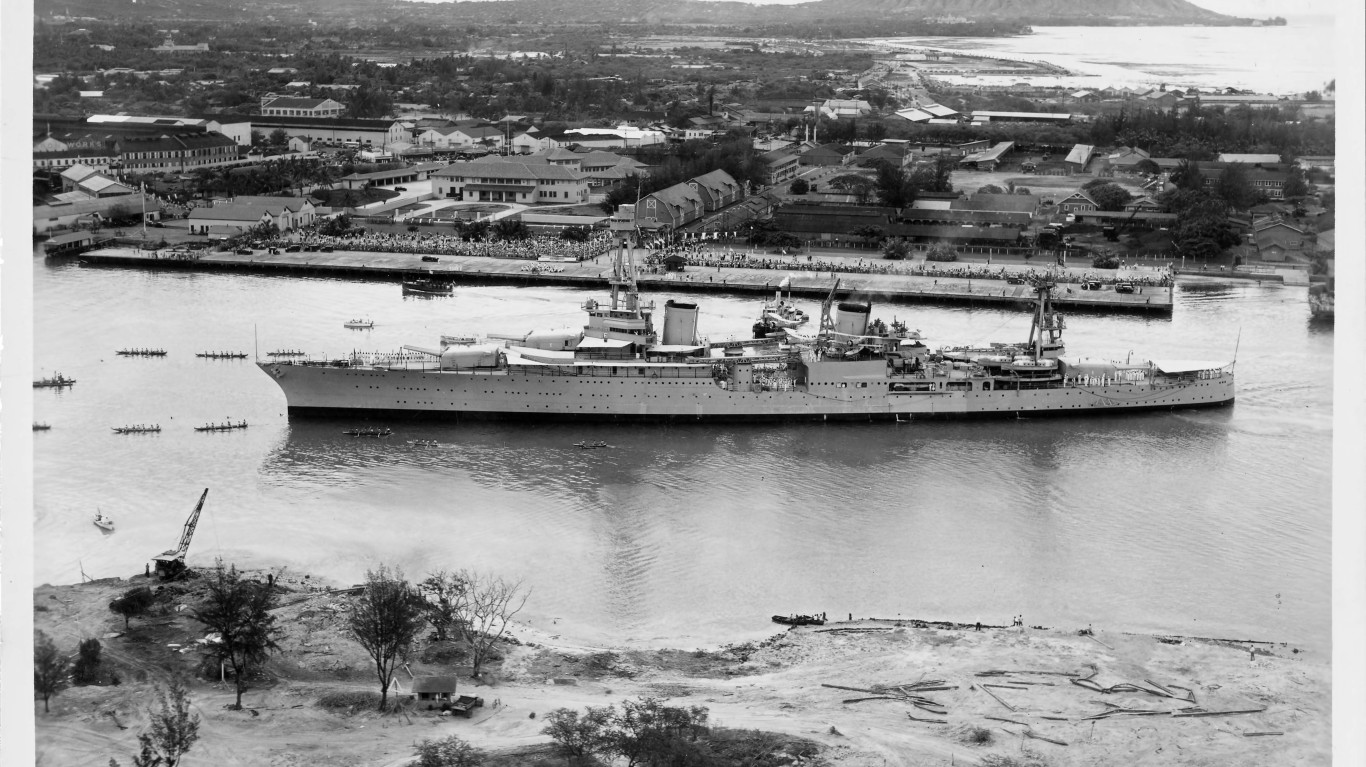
(34, 571), (1329, 767)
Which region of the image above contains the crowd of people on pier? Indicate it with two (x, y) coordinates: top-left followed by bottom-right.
(295, 230), (615, 261)
(636, 243), (1175, 287)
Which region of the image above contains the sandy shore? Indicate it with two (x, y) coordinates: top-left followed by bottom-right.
(33, 570), (1329, 766)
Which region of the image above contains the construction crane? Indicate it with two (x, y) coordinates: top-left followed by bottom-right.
(152, 488), (208, 580)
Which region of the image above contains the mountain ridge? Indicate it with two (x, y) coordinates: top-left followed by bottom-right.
(36, 0), (1244, 27)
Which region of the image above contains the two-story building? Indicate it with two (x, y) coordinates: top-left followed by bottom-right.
(758, 148), (800, 186)
(687, 169), (742, 211)
(115, 132), (241, 173)
(1253, 218), (1307, 262)
(187, 196), (317, 235)
(1057, 190), (1098, 214)
(429, 161), (588, 204)
(634, 182), (706, 230)
(249, 116), (408, 150)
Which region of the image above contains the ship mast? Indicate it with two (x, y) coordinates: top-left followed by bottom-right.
(1026, 278), (1066, 359)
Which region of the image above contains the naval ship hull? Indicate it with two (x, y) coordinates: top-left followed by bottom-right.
(260, 362), (1235, 423)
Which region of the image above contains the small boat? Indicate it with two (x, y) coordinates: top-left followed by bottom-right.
(573, 440), (614, 449)
(403, 277), (454, 296)
(344, 319), (375, 329)
(34, 374), (76, 388)
(772, 614), (825, 627)
(267, 349), (306, 357)
(116, 349), (168, 357)
(196, 352), (248, 359)
(112, 424), (162, 434)
(407, 439), (441, 447)
(194, 420), (249, 432)
(34, 422), (52, 431)
(343, 427), (392, 437)
(94, 510), (115, 531)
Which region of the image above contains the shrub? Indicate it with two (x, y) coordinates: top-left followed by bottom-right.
(72, 638), (102, 685)
(961, 725), (993, 744)
(415, 735), (485, 767)
(882, 238), (911, 260)
(318, 690), (384, 710)
(1092, 253), (1121, 269)
(788, 178), (809, 195)
(925, 247), (959, 262)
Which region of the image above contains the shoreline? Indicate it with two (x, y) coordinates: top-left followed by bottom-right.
(34, 568), (1330, 767)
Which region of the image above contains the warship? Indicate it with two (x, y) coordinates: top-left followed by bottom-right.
(258, 211), (1235, 422)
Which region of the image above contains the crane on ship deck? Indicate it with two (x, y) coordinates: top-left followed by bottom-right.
(152, 488), (208, 580)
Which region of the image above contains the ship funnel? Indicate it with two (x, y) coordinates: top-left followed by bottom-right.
(833, 301), (871, 337)
(662, 300), (699, 346)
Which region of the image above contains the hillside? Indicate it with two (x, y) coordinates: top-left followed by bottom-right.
(35, 0), (1245, 29)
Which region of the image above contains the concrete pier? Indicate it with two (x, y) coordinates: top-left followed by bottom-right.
(77, 246), (1174, 314)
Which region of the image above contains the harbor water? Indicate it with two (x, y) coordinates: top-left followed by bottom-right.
(32, 257), (1332, 651)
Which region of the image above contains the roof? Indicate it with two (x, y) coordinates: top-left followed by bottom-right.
(890, 224), (1022, 241)
(1216, 153), (1282, 165)
(644, 182), (704, 212)
(229, 195), (314, 212)
(1059, 190), (1098, 206)
(433, 161), (583, 182)
(1064, 144), (1094, 166)
(61, 163), (99, 182)
(954, 193), (1039, 213)
(899, 208), (1031, 226)
(251, 115), (403, 131)
(690, 169), (740, 195)
(188, 204), (271, 222)
(970, 111), (1072, 121)
(263, 96), (339, 110)
(411, 676), (458, 694)
(961, 142), (1015, 164)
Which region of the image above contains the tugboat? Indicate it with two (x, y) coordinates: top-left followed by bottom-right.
(752, 276), (809, 338)
(33, 422), (52, 431)
(402, 275), (454, 296)
(257, 211), (1236, 422)
(34, 373), (76, 388)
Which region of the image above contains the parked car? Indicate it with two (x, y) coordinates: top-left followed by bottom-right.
(1081, 280), (1105, 291)
(422, 255), (439, 262)
(1114, 282), (1137, 294)
(394, 186), (407, 192)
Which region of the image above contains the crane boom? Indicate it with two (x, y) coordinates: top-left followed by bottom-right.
(176, 488), (209, 558)
(153, 488), (208, 579)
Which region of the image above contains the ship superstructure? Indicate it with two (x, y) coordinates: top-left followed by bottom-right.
(258, 210), (1235, 422)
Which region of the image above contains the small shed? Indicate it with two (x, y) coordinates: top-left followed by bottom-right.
(663, 253), (688, 272)
(412, 675), (458, 702)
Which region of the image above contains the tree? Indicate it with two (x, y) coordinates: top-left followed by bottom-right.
(611, 698), (710, 767)
(924, 246), (958, 262)
(451, 570), (530, 679)
(1281, 166), (1309, 201)
(1168, 158), (1205, 192)
(977, 184), (1005, 195)
(110, 586), (157, 630)
(1214, 163), (1260, 209)
(419, 570), (468, 642)
(115, 679), (202, 767)
(826, 174), (873, 204)
(349, 565), (426, 710)
(1085, 182), (1133, 212)
(850, 225), (885, 245)
(414, 735), (485, 767)
(318, 213), (352, 237)
(873, 161), (920, 209)
(560, 225), (591, 242)
(34, 630), (69, 713)
(492, 217), (530, 241)
(268, 128), (290, 148)
(1134, 158), (1161, 176)
(543, 706), (615, 762)
(72, 638), (103, 685)
(788, 178), (809, 195)
(882, 238), (911, 260)
(190, 562), (282, 710)
(1014, 187), (1032, 195)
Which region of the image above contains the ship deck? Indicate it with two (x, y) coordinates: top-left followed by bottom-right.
(78, 247), (1173, 314)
